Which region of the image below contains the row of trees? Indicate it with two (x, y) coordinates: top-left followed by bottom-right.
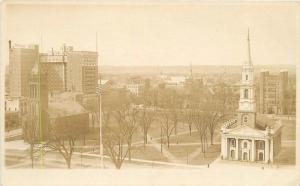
(21, 77), (236, 169)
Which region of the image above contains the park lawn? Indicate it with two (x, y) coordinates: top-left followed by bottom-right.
(167, 144), (221, 165)
(166, 144), (200, 163)
(189, 144), (221, 165)
(280, 119), (296, 141)
(130, 145), (169, 162)
(166, 131), (221, 145)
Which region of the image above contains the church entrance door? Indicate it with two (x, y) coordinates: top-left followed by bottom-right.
(230, 150), (235, 159)
(259, 152), (264, 161)
(243, 152), (248, 161)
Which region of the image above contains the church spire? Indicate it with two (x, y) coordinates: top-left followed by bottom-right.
(247, 28), (252, 65)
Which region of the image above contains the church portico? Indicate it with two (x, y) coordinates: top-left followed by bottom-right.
(223, 135), (272, 162)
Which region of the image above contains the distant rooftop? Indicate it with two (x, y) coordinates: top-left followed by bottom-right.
(48, 92), (87, 118)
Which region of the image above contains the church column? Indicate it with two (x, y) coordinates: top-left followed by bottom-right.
(235, 138), (239, 160)
(251, 139), (255, 161)
(221, 136), (227, 159)
(265, 139), (270, 163)
(269, 138), (274, 163)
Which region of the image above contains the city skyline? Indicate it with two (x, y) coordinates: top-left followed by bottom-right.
(4, 4), (297, 66)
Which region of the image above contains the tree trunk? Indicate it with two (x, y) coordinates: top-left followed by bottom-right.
(83, 135), (86, 146)
(128, 140), (132, 162)
(66, 157), (71, 169)
(189, 125), (192, 136)
(167, 136), (170, 148)
(210, 132), (214, 145)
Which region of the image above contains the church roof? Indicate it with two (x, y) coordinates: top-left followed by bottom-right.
(225, 125), (267, 138)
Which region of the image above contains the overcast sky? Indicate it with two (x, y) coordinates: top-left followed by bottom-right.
(4, 3), (298, 66)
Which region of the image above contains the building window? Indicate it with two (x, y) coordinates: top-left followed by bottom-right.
(258, 141), (265, 149)
(243, 116), (248, 122)
(246, 75), (248, 80)
(231, 139), (236, 147)
(243, 142), (247, 148)
(244, 89), (248, 99)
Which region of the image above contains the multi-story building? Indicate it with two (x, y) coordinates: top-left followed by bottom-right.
(126, 83), (144, 96)
(5, 96), (28, 114)
(66, 51), (98, 94)
(40, 52), (67, 94)
(4, 96), (28, 131)
(8, 41), (39, 97)
(27, 63), (49, 140)
(259, 70), (288, 115)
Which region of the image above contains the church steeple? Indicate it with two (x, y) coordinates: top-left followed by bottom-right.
(247, 28), (252, 64)
(237, 29), (256, 128)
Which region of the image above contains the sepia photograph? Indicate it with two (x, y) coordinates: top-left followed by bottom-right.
(0, 0), (299, 185)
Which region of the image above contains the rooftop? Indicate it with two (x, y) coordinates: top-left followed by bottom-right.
(48, 92), (87, 118)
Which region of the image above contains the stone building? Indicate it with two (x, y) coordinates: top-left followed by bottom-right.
(8, 41), (39, 97)
(259, 70), (289, 115)
(66, 51), (98, 94)
(27, 62), (49, 140)
(220, 31), (282, 163)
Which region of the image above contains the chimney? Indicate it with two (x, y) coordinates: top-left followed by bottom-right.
(8, 40), (12, 49)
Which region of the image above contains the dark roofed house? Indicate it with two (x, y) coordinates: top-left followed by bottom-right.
(47, 92), (89, 138)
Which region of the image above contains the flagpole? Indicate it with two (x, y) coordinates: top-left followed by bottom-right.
(96, 31), (104, 168)
(99, 88), (104, 168)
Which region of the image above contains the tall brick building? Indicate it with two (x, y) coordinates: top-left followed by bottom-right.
(259, 70), (288, 114)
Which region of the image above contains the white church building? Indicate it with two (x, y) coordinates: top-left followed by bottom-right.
(220, 31), (282, 163)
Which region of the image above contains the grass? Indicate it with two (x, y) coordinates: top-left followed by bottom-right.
(167, 144), (221, 165)
(130, 145), (169, 162)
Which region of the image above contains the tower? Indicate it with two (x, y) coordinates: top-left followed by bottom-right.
(237, 29), (256, 128)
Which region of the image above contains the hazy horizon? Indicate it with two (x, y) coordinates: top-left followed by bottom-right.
(4, 3), (298, 66)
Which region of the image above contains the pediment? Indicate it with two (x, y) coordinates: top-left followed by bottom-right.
(226, 125), (266, 138)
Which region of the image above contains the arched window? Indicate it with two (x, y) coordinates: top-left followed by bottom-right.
(244, 89), (248, 99)
(243, 142), (247, 148)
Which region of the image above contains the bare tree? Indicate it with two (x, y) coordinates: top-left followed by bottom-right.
(46, 114), (89, 169)
(124, 108), (139, 161)
(206, 111), (222, 145)
(139, 108), (156, 148)
(160, 110), (175, 148)
(103, 126), (128, 169)
(205, 98), (223, 145)
(23, 115), (38, 168)
(169, 108), (180, 143)
(184, 108), (196, 136)
(193, 110), (209, 153)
